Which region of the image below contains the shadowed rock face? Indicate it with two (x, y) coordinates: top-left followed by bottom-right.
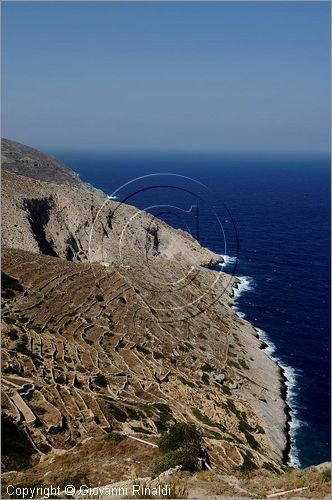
(1, 139), (288, 484)
(23, 197), (58, 257)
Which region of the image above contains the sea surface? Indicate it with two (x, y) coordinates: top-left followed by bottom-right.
(54, 150), (331, 468)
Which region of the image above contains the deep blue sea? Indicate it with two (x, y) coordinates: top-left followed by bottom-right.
(54, 150), (330, 468)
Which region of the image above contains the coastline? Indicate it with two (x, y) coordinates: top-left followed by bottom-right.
(2, 138), (330, 490)
(230, 272), (300, 467)
(257, 326), (300, 467)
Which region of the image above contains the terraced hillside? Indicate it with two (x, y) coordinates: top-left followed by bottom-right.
(2, 246), (286, 475)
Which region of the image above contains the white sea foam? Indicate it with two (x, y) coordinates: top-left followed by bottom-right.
(255, 326), (301, 467)
(233, 275), (254, 299)
(107, 194), (118, 200)
(219, 254), (238, 267)
(231, 276), (302, 467)
(230, 276), (254, 319)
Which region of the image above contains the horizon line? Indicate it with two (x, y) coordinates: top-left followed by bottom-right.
(2, 137), (330, 158)
(42, 146), (332, 157)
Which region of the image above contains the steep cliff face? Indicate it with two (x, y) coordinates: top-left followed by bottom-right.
(1, 139), (288, 486)
(2, 142), (223, 269)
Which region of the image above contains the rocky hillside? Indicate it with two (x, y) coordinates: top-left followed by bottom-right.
(2, 139), (222, 268)
(1, 139), (296, 495)
(1, 138), (84, 188)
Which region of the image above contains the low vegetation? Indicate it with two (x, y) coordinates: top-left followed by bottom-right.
(154, 423), (203, 475)
(106, 432), (126, 443)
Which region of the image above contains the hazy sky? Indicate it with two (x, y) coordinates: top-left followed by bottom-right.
(2, 1), (330, 153)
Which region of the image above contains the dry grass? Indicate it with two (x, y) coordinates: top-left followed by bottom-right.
(1, 435), (161, 496)
(1, 430), (329, 500)
(236, 466), (331, 498)
(170, 466), (331, 499)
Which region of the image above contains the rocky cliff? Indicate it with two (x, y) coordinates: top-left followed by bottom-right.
(2, 140), (223, 268)
(1, 139), (290, 493)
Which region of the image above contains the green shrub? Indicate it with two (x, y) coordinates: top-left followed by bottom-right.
(39, 443), (52, 454)
(17, 316), (29, 324)
(96, 294), (104, 302)
(153, 351), (163, 359)
(178, 376), (195, 388)
(200, 363), (213, 372)
(83, 336), (93, 345)
(155, 419), (168, 432)
(153, 441), (202, 475)
(262, 462), (280, 474)
(237, 451), (257, 473)
(8, 329), (18, 340)
(107, 432), (126, 443)
(321, 468), (331, 483)
(32, 325), (42, 334)
(107, 401), (127, 422)
(153, 404), (174, 432)
(124, 405), (143, 420)
(16, 334), (43, 368)
(157, 422), (201, 453)
(238, 421), (260, 451)
(136, 345), (150, 355)
(4, 317), (16, 325)
(33, 406), (47, 416)
(226, 399), (241, 418)
(238, 358), (249, 370)
(153, 403), (172, 415)
(191, 408), (225, 432)
(74, 377), (83, 389)
(94, 374), (108, 387)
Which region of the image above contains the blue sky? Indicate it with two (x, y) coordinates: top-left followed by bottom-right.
(2, 1), (330, 153)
